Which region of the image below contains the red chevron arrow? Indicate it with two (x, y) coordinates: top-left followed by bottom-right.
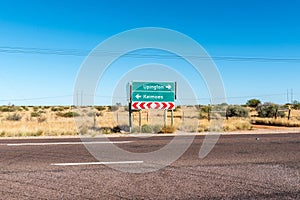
(140, 102), (145, 109)
(132, 102), (139, 110)
(146, 102), (152, 109)
(168, 102), (175, 110)
(155, 102), (160, 109)
(161, 102), (167, 109)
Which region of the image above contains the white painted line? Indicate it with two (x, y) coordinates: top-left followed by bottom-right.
(51, 161), (144, 166)
(5, 141), (131, 146)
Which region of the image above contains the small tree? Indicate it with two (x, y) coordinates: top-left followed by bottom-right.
(246, 99), (261, 108)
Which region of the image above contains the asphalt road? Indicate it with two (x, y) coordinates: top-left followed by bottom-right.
(0, 133), (299, 199)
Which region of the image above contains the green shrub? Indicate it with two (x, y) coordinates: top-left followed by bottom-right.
(199, 105), (211, 119)
(57, 112), (80, 118)
(292, 101), (300, 110)
(226, 105), (249, 118)
(94, 106), (106, 111)
(152, 125), (162, 133)
(256, 103), (285, 118)
(0, 106), (16, 112)
(31, 112), (41, 117)
(6, 113), (22, 121)
(21, 106), (29, 111)
(51, 107), (64, 112)
(141, 124), (152, 133)
(102, 128), (112, 134)
(130, 126), (139, 133)
(0, 131), (6, 137)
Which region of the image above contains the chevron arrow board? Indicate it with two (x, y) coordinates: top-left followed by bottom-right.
(131, 102), (175, 110)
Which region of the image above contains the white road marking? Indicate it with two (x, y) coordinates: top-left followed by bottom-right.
(51, 161), (144, 166)
(5, 141), (131, 146)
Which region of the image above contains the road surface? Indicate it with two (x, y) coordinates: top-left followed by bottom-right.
(0, 133), (299, 199)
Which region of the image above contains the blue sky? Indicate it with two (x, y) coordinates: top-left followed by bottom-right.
(0, 0), (299, 105)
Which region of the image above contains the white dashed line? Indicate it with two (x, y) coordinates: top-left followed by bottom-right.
(51, 161), (144, 166)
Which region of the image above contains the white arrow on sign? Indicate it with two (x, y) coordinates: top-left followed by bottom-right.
(165, 84), (172, 90)
(135, 94), (141, 99)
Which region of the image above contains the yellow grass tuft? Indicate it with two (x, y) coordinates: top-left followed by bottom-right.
(251, 118), (300, 127)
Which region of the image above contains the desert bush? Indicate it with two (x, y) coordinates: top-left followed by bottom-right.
(6, 113), (22, 121)
(56, 112), (80, 118)
(256, 103), (285, 118)
(21, 106), (29, 111)
(0, 131), (6, 137)
(226, 105), (249, 118)
(63, 106), (70, 110)
(0, 106), (16, 112)
(198, 105), (211, 119)
(102, 128), (112, 134)
(31, 112), (41, 117)
(115, 124), (130, 132)
(141, 124), (152, 133)
(51, 107), (64, 112)
(152, 125), (162, 133)
(292, 101), (300, 110)
(95, 106), (106, 111)
(210, 104), (227, 118)
(131, 126), (140, 133)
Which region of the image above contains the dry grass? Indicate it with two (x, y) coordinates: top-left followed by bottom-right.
(223, 118), (253, 131)
(251, 117), (300, 127)
(0, 106), (77, 137)
(0, 105), (299, 137)
(159, 126), (177, 133)
(198, 118), (252, 132)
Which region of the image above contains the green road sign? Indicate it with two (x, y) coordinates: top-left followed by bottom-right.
(131, 81), (176, 102)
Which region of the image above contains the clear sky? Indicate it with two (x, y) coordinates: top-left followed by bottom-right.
(0, 0), (299, 105)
